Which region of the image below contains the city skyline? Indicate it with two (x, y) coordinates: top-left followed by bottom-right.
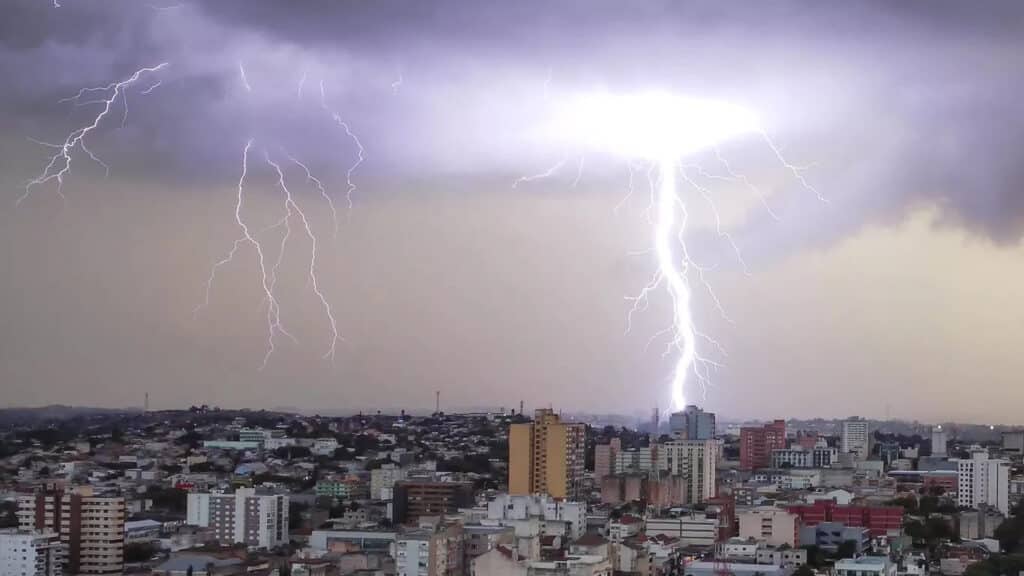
(3, 1), (1024, 421)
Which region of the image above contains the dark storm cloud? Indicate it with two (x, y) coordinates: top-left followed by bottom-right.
(3, 0), (1024, 243)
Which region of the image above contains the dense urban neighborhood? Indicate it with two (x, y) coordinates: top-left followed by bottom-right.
(2, 405), (1023, 576)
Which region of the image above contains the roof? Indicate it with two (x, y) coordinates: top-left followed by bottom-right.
(155, 554), (242, 572)
(125, 519), (163, 531)
(573, 533), (608, 547)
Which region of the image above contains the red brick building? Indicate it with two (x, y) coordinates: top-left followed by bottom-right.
(783, 500), (903, 537)
(740, 420), (786, 469)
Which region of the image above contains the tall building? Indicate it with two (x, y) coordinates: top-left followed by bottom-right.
(840, 418), (870, 459)
(669, 405), (716, 440)
(508, 409), (585, 500)
(931, 425), (948, 456)
(0, 529), (62, 576)
(660, 440), (719, 503)
(740, 420), (786, 470)
(593, 438), (621, 483)
(771, 439), (837, 469)
(392, 481), (474, 524)
(614, 447), (657, 474)
(186, 488), (289, 549)
(17, 487), (124, 575)
(955, 446), (1010, 515)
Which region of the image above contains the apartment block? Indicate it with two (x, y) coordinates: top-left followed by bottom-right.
(508, 409), (585, 500)
(17, 487), (124, 575)
(392, 481), (474, 525)
(740, 421), (786, 470)
(0, 529), (62, 576)
(186, 489), (288, 549)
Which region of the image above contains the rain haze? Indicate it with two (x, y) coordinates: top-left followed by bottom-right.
(1, 0), (1023, 422)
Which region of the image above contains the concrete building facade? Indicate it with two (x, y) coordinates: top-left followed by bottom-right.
(508, 409), (585, 500)
(956, 447), (1010, 515)
(0, 530), (62, 576)
(186, 489), (288, 549)
(17, 487), (125, 575)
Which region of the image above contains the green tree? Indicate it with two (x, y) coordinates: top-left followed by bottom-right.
(835, 540), (858, 559)
(793, 564), (815, 576)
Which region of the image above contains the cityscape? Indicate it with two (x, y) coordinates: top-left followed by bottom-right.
(3, 1), (1024, 576)
(1, 405), (1023, 576)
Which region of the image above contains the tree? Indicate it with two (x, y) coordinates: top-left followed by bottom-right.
(801, 545), (824, 568)
(835, 540), (858, 559)
(124, 542), (159, 563)
(793, 565), (815, 576)
(995, 502), (1024, 553)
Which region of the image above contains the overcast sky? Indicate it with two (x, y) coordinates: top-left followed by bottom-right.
(1, 0), (1023, 422)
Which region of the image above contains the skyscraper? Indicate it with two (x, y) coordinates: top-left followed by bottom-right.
(509, 409), (586, 500)
(841, 417), (870, 459)
(669, 405), (717, 440)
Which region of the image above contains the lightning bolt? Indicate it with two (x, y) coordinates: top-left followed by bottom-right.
(238, 62), (252, 92)
(20, 63), (169, 205)
(265, 152), (341, 361)
(318, 80), (365, 212)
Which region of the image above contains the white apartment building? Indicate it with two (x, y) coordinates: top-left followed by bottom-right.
(660, 440), (719, 503)
(771, 440), (837, 469)
(0, 530), (62, 576)
(186, 488), (288, 549)
(956, 446), (1010, 514)
(370, 466), (407, 500)
(486, 494), (586, 541)
(312, 438), (339, 456)
(841, 418), (870, 459)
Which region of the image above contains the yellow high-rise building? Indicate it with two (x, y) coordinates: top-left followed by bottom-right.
(508, 408), (585, 500)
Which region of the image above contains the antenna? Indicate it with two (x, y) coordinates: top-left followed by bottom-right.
(435, 390), (440, 414)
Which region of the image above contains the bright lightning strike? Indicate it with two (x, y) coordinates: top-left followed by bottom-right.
(541, 90), (817, 410)
(20, 63), (169, 205)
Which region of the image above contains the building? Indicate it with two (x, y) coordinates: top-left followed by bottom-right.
(669, 405), (716, 440)
(0, 530), (62, 576)
(660, 440), (719, 503)
(645, 515), (718, 547)
(798, 522), (869, 553)
(955, 446), (1010, 515)
(771, 438), (837, 469)
(736, 508), (800, 547)
(593, 438), (620, 483)
(783, 501), (903, 538)
(395, 521), (463, 576)
(958, 507), (1005, 540)
(841, 418), (870, 460)
(392, 481), (474, 524)
(185, 488), (288, 549)
(834, 556), (896, 576)
(17, 487), (125, 575)
(508, 409), (586, 500)
(486, 494), (587, 541)
(1002, 431), (1024, 455)
(371, 465), (407, 500)
(740, 421), (786, 470)
(614, 447), (658, 474)
(932, 426), (948, 457)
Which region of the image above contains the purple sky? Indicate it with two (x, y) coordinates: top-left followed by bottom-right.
(1, 0), (1023, 422)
